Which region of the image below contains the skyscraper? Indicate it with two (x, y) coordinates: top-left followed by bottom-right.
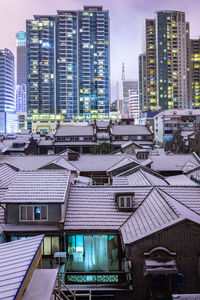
(139, 53), (147, 112)
(139, 10), (190, 111)
(26, 15), (56, 117)
(26, 6), (110, 121)
(190, 38), (200, 108)
(156, 11), (188, 110)
(16, 31), (26, 85)
(0, 48), (17, 133)
(145, 19), (157, 110)
(16, 32), (27, 114)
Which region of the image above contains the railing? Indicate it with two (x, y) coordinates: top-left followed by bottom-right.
(53, 275), (92, 300)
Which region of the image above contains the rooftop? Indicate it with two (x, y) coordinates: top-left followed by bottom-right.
(0, 235), (44, 300)
(55, 125), (94, 136)
(2, 170), (71, 204)
(64, 186), (152, 231)
(111, 125), (152, 136)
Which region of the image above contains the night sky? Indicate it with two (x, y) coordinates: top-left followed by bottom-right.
(1, 0), (200, 101)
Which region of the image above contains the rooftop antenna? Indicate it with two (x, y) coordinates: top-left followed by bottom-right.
(122, 62), (125, 81)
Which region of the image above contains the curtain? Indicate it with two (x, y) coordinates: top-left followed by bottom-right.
(84, 236), (108, 271)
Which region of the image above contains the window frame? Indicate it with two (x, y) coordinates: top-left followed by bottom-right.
(118, 195), (132, 209)
(19, 205), (48, 221)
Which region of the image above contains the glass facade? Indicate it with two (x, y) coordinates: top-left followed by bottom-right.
(67, 234), (119, 272)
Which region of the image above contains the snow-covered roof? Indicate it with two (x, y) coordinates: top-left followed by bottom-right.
(111, 125), (152, 135)
(2, 170), (71, 204)
(0, 235), (44, 300)
(39, 156), (79, 173)
(64, 186), (152, 231)
(56, 125), (94, 136)
(160, 186), (200, 215)
(0, 163), (18, 188)
(150, 149), (200, 172)
(120, 188), (200, 244)
(172, 295), (200, 299)
(166, 175), (197, 186)
(113, 168), (168, 187)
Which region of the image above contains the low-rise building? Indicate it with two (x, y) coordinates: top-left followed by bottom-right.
(154, 110), (200, 146)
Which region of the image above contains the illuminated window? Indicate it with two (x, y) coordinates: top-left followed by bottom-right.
(19, 205), (48, 221)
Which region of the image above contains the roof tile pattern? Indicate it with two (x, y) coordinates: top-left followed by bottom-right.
(64, 186), (152, 231)
(0, 235), (44, 300)
(3, 170), (71, 204)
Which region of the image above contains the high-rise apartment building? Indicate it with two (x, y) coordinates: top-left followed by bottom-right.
(0, 48), (17, 133)
(139, 10), (190, 112)
(139, 54), (147, 111)
(26, 15), (56, 116)
(16, 31), (26, 85)
(26, 6), (110, 121)
(16, 32), (27, 114)
(190, 39), (200, 109)
(156, 11), (188, 110)
(145, 19), (157, 110)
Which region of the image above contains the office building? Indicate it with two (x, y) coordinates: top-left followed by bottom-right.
(26, 6), (110, 122)
(0, 48), (17, 133)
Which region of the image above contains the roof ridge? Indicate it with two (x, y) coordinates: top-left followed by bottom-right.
(119, 187), (154, 230)
(158, 187), (200, 218)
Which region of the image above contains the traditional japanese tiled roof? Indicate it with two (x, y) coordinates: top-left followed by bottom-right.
(113, 168), (168, 186)
(55, 125), (94, 136)
(0, 235), (44, 300)
(39, 156), (79, 173)
(0, 163), (18, 188)
(64, 186), (152, 231)
(159, 186), (200, 215)
(2, 170), (71, 204)
(120, 188), (200, 245)
(111, 125), (152, 136)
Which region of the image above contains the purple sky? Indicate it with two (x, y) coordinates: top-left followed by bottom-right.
(1, 0), (200, 101)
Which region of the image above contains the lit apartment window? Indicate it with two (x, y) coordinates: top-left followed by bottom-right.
(20, 205), (48, 221)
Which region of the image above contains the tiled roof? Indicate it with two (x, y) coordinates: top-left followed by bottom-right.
(2, 170), (71, 204)
(150, 150), (200, 172)
(160, 186), (200, 215)
(113, 168), (168, 186)
(0, 155), (58, 171)
(39, 157), (79, 173)
(120, 188), (200, 244)
(0, 235), (44, 300)
(0, 204), (5, 223)
(166, 175), (197, 186)
(111, 125), (152, 135)
(64, 186), (152, 231)
(0, 163), (18, 188)
(56, 125), (94, 136)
